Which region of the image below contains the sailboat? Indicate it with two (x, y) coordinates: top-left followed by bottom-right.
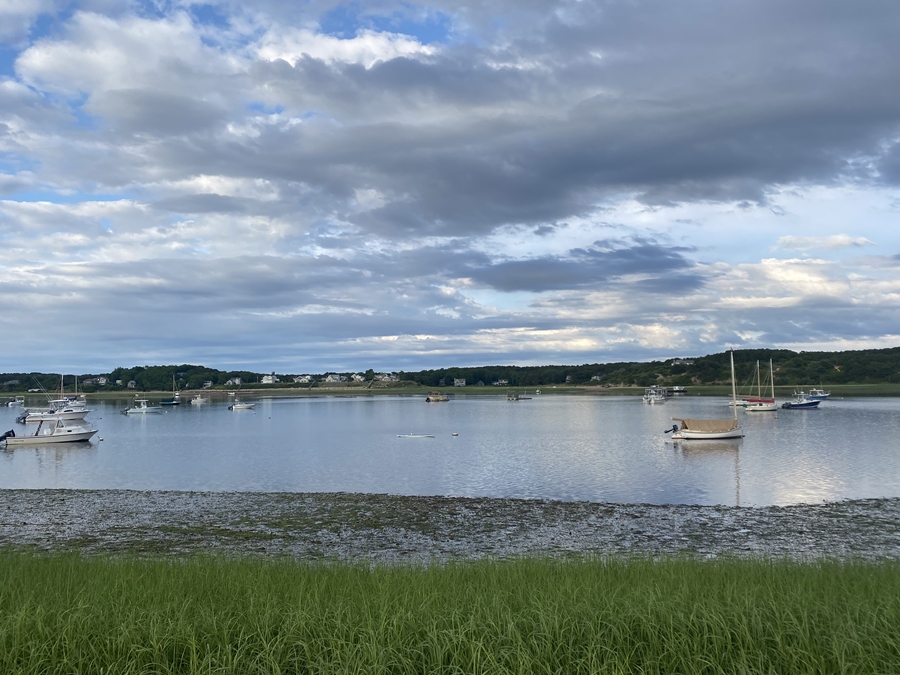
(744, 359), (777, 412)
(160, 374), (181, 405)
(728, 359), (775, 406)
(668, 350), (743, 440)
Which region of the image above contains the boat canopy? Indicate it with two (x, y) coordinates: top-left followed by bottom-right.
(671, 418), (739, 433)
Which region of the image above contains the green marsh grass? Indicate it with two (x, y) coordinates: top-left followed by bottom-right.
(2, 552), (899, 673)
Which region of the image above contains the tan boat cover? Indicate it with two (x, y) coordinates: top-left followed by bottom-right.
(672, 418), (739, 433)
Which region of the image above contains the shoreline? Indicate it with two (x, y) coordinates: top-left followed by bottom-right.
(2, 490), (898, 562)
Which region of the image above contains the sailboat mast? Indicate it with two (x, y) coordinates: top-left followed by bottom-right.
(770, 358), (775, 399)
(730, 350), (738, 419)
(756, 360), (761, 398)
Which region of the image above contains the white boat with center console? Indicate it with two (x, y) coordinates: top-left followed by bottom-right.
(123, 398), (163, 414)
(229, 399), (255, 410)
(1, 419), (98, 446)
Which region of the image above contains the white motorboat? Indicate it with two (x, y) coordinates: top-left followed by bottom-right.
(668, 350), (743, 440)
(1, 419), (97, 446)
(229, 399), (255, 410)
(17, 396), (91, 424)
(642, 386), (667, 404)
(190, 394), (209, 405)
(744, 359), (777, 412)
(123, 398), (163, 414)
(4, 396), (24, 407)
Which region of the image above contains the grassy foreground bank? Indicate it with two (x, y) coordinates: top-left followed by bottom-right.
(2, 553), (899, 674)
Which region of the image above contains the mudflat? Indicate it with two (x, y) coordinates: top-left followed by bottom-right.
(1, 490), (898, 561)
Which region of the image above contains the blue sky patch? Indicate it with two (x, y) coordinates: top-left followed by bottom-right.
(189, 3), (231, 29)
(0, 47), (17, 78)
(320, 3), (453, 45)
(248, 102), (285, 115)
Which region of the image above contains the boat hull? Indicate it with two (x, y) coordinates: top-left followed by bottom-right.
(744, 402), (777, 412)
(20, 409), (90, 423)
(3, 428), (97, 445)
(781, 400), (820, 409)
(672, 427), (744, 440)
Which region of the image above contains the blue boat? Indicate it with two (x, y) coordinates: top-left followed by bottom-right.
(781, 392), (821, 409)
(805, 388), (831, 401)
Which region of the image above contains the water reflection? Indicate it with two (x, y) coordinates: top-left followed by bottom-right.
(674, 438), (741, 506)
(1, 395), (899, 506)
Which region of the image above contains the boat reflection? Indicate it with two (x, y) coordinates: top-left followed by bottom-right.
(674, 438), (742, 506)
(673, 438), (742, 455)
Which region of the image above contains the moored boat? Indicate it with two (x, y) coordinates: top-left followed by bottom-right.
(643, 386), (667, 404)
(425, 391), (449, 402)
(806, 388), (831, 400)
(744, 359), (777, 412)
(160, 375), (181, 405)
(229, 399), (255, 410)
(123, 398), (163, 414)
(781, 393), (820, 409)
(1, 419), (98, 446)
(668, 350), (743, 440)
(190, 394), (209, 405)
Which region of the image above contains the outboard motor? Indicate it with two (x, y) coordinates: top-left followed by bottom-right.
(15, 413), (28, 424)
(0, 429), (15, 441)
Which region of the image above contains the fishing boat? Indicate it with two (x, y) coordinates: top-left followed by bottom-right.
(744, 359), (777, 412)
(17, 376), (92, 423)
(190, 394), (209, 405)
(123, 398), (163, 414)
(806, 388), (831, 400)
(643, 386), (667, 404)
(425, 391), (449, 402)
(4, 396), (24, 407)
(668, 350), (743, 440)
(1, 419), (98, 446)
(16, 399), (91, 424)
(229, 399), (255, 410)
(781, 392), (820, 409)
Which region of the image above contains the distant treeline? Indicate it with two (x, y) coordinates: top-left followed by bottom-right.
(3, 347), (900, 392)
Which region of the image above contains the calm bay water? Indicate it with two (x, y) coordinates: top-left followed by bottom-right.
(2, 394), (899, 506)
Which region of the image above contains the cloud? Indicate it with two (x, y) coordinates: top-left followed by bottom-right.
(1, 0), (900, 370)
(258, 28), (437, 68)
(776, 235), (875, 251)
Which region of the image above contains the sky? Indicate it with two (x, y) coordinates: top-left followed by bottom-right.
(1, 0), (899, 374)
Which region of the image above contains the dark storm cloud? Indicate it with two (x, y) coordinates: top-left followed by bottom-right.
(467, 241), (696, 292)
(238, 0), (900, 229)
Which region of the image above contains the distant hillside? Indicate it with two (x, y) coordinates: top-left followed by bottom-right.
(399, 347), (900, 388)
(2, 347), (899, 392)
